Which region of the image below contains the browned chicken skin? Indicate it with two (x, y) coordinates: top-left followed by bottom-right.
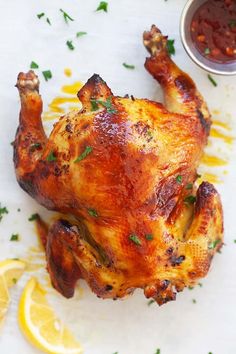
(14, 26), (223, 305)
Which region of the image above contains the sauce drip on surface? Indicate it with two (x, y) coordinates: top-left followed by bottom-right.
(191, 0), (236, 63)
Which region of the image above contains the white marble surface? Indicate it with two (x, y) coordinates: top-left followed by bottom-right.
(0, 1), (236, 353)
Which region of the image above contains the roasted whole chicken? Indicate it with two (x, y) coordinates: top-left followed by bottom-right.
(14, 26), (223, 305)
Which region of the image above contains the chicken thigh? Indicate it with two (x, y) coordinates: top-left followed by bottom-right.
(14, 26), (223, 305)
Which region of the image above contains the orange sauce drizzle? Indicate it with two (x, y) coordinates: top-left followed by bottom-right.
(201, 154), (227, 167)
(64, 68), (72, 77)
(43, 72), (83, 121)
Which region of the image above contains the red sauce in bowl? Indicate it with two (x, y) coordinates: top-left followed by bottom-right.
(191, 0), (236, 63)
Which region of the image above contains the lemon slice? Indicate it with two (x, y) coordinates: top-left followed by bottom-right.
(18, 277), (83, 354)
(0, 259), (25, 325)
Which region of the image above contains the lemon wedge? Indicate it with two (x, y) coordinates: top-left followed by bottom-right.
(18, 277), (83, 354)
(0, 259), (25, 325)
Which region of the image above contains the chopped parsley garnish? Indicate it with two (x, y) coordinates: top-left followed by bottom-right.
(90, 99), (99, 111)
(37, 13), (45, 19)
(42, 70), (52, 81)
(76, 32), (87, 37)
(30, 61), (39, 69)
(192, 299), (197, 304)
(30, 142), (41, 151)
(167, 39), (175, 56)
(129, 234), (142, 246)
(17, 208), (21, 212)
(12, 278), (17, 284)
(204, 48), (210, 55)
(123, 63), (135, 70)
(198, 282), (203, 287)
(96, 1), (108, 12)
(184, 195), (196, 204)
(147, 299), (155, 306)
(0, 204), (8, 222)
(176, 175), (182, 184)
(145, 234), (154, 241)
(66, 40), (75, 50)
(155, 349), (161, 354)
(234, 240), (236, 243)
(188, 286), (194, 290)
(98, 97), (117, 114)
(37, 13), (51, 25)
(10, 234), (19, 241)
(88, 208), (98, 217)
(208, 239), (221, 249)
(229, 19), (236, 28)
(60, 9), (74, 23)
(46, 150), (57, 162)
(74, 146), (93, 163)
(90, 97), (117, 114)
(196, 173), (201, 179)
(28, 213), (39, 221)
(207, 74), (217, 87)
(186, 183), (193, 190)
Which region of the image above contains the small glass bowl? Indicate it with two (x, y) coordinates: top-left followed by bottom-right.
(180, 0), (236, 76)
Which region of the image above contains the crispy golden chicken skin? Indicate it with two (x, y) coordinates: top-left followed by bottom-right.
(14, 26), (223, 305)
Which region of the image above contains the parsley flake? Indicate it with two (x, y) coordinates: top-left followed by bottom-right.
(204, 48), (210, 55)
(167, 39), (175, 56)
(76, 32), (87, 38)
(60, 9), (74, 23)
(192, 299), (197, 304)
(207, 74), (217, 87)
(90, 99), (99, 111)
(155, 349), (161, 354)
(184, 195), (196, 204)
(96, 1), (108, 12)
(129, 234), (142, 246)
(88, 208), (98, 217)
(46, 150), (57, 162)
(98, 97), (117, 114)
(234, 240), (236, 243)
(28, 213), (39, 222)
(123, 63), (135, 70)
(74, 146), (93, 163)
(145, 234), (154, 241)
(0, 204), (8, 222)
(30, 142), (41, 152)
(10, 234), (19, 241)
(208, 239), (221, 249)
(46, 17), (51, 25)
(186, 183), (193, 190)
(198, 282), (203, 287)
(66, 40), (75, 50)
(229, 19), (236, 28)
(42, 70), (52, 81)
(37, 13), (45, 19)
(30, 61), (39, 69)
(147, 299), (155, 306)
(176, 175), (182, 184)
(12, 278), (17, 284)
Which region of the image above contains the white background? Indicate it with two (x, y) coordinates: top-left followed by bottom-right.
(0, 1), (236, 354)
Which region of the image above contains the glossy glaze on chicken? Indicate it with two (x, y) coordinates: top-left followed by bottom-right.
(14, 26), (223, 305)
